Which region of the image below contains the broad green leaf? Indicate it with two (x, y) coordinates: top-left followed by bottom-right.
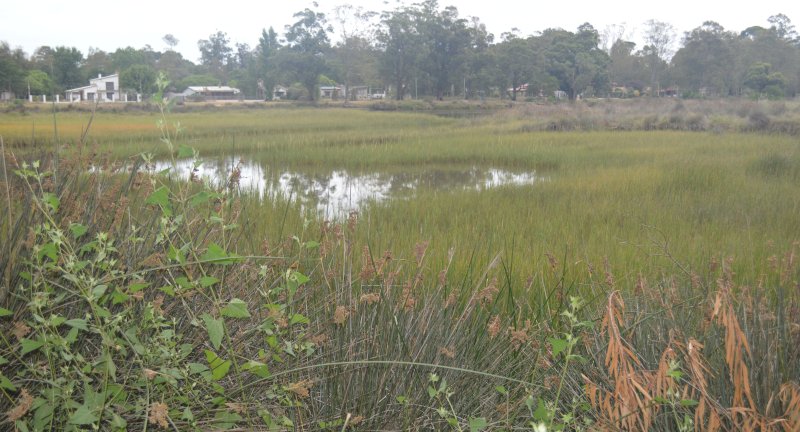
(182, 407), (195, 421)
(241, 360), (270, 378)
(290, 271), (310, 285)
(188, 363), (210, 375)
(548, 337), (568, 358)
(68, 405), (99, 425)
(177, 145), (195, 158)
(213, 411), (243, 430)
(167, 244), (186, 264)
(201, 313), (224, 350)
(49, 315), (66, 327)
(201, 243), (239, 265)
(112, 289), (129, 305)
(0, 355), (7, 365)
(199, 276), (220, 288)
(0, 373), (16, 391)
(427, 385), (437, 398)
(64, 319), (88, 331)
(110, 413), (127, 429)
(221, 298), (250, 319)
(38, 243), (58, 262)
(0, 307), (12, 317)
(189, 190), (221, 208)
(91, 284), (108, 298)
(204, 350), (232, 381)
(33, 402), (54, 430)
(65, 327), (79, 344)
(128, 281), (150, 293)
(69, 223), (88, 239)
(145, 186), (172, 216)
(289, 314), (309, 326)
(20, 338), (44, 355)
(680, 399), (699, 407)
(533, 399), (551, 422)
(42, 192), (60, 213)
(469, 417), (488, 431)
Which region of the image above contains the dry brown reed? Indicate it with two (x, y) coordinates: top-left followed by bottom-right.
(679, 338), (724, 431)
(587, 291), (654, 430)
(712, 276), (757, 427)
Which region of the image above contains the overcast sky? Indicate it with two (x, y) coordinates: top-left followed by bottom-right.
(3, 0), (798, 62)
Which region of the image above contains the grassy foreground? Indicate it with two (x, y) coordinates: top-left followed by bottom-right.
(0, 101), (798, 430)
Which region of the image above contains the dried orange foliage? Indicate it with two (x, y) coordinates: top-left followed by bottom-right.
(587, 291), (653, 431)
(713, 277), (757, 428)
(584, 272), (800, 432)
(678, 338), (723, 432)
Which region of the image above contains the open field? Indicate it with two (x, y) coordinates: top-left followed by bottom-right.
(0, 100), (798, 430)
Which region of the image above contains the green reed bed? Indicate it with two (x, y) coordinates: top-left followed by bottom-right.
(0, 102), (799, 429)
(0, 147), (797, 431)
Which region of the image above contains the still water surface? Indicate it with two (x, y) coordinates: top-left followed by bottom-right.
(154, 157), (544, 218)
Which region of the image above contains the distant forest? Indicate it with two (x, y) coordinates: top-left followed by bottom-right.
(2, 1), (799, 101)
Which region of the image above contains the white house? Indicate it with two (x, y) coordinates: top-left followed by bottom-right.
(66, 73), (120, 102)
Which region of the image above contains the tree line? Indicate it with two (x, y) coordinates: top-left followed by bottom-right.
(1, 1), (799, 101)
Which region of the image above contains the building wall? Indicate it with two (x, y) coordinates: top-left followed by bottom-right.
(88, 75), (119, 102)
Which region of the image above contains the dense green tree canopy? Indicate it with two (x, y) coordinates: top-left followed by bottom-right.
(280, 8), (332, 100)
(3, 8), (800, 100)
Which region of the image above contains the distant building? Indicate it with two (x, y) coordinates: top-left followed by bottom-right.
(1, 91), (15, 101)
(507, 83), (530, 97)
(66, 73), (120, 102)
(319, 85), (378, 101)
(273, 85), (287, 100)
(348, 86), (370, 101)
(319, 85), (343, 100)
(181, 86), (241, 101)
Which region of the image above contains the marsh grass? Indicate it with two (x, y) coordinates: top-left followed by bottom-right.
(0, 99), (799, 430)
(0, 143), (798, 430)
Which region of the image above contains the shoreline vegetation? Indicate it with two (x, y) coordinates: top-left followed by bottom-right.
(0, 99), (798, 430)
(4, 98), (800, 148)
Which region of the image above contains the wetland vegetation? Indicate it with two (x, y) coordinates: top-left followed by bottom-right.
(0, 99), (799, 430)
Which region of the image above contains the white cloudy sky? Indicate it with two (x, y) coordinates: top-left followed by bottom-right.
(3, 0), (798, 61)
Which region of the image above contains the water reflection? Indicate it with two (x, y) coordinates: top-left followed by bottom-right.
(153, 158), (544, 218)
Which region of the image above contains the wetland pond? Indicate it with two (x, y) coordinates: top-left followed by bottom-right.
(153, 157), (546, 219)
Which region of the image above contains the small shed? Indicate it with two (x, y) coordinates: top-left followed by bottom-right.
(182, 86), (241, 101)
(349, 86), (370, 101)
(319, 85), (343, 100)
(273, 85), (287, 100)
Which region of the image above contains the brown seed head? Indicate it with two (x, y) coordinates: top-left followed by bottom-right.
(487, 315), (501, 339)
(148, 402), (170, 429)
(333, 306), (349, 325)
(287, 379), (313, 398)
(6, 388), (33, 422)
